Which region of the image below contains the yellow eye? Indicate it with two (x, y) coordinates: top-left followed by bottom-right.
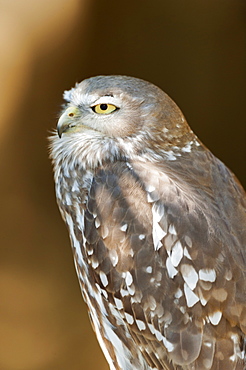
(92, 103), (118, 114)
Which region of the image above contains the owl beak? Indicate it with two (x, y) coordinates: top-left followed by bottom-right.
(57, 106), (81, 138)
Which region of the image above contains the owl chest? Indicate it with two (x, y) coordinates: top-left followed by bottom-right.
(56, 168), (94, 270)
(59, 188), (151, 369)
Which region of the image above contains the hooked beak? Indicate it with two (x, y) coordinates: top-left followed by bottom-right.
(57, 106), (81, 138)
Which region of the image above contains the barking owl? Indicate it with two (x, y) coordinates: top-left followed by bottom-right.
(50, 75), (246, 370)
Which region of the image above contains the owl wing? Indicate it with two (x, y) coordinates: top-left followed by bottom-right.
(82, 155), (246, 370)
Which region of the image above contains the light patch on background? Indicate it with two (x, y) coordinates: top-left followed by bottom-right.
(0, 0), (85, 142)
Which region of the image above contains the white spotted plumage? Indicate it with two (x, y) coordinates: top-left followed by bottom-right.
(50, 75), (246, 369)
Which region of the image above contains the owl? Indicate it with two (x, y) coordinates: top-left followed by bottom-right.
(50, 75), (246, 369)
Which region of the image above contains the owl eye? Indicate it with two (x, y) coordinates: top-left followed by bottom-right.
(92, 103), (118, 114)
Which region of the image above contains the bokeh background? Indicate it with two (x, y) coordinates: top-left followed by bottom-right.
(1, 1), (246, 369)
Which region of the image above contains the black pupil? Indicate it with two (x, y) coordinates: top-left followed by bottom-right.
(100, 104), (108, 110)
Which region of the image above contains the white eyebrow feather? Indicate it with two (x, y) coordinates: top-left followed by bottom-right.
(63, 88), (75, 102)
(90, 95), (122, 108)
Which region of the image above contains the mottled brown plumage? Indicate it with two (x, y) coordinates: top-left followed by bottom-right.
(50, 75), (246, 369)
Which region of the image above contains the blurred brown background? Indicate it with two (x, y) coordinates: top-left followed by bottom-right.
(0, 0), (245, 369)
